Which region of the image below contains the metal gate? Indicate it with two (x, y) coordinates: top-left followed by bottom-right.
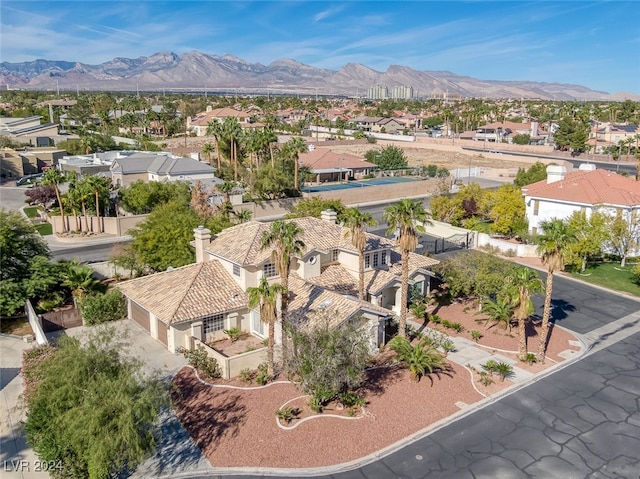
(422, 231), (475, 255)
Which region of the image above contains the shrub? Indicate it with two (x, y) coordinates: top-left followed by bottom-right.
(470, 330), (483, 342)
(449, 322), (464, 333)
(441, 340), (456, 355)
(181, 345), (221, 380)
(522, 352), (537, 365)
(276, 406), (299, 424)
(255, 362), (269, 385)
(478, 371), (494, 387)
(79, 290), (127, 325)
(309, 395), (324, 413)
(429, 314), (442, 324)
(223, 327), (242, 342)
(494, 362), (515, 381)
(338, 391), (366, 409)
(481, 359), (500, 374)
(409, 301), (427, 320)
(239, 368), (254, 383)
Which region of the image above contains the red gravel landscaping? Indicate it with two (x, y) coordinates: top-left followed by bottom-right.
(171, 299), (582, 470)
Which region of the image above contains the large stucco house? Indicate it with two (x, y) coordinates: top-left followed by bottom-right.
(117, 210), (439, 359)
(522, 164), (640, 255)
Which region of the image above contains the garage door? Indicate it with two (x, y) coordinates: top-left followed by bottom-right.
(157, 320), (168, 346)
(130, 301), (150, 332)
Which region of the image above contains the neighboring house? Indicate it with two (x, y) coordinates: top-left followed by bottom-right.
(187, 106), (261, 136)
(117, 211), (439, 356)
(0, 147), (65, 179)
(110, 151), (217, 187)
(588, 122), (639, 154)
(522, 164), (640, 255)
(474, 121), (546, 145)
(352, 117), (405, 134)
(298, 147), (376, 183)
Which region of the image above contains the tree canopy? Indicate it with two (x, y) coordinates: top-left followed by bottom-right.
(365, 145), (408, 170)
(22, 327), (168, 479)
(118, 180), (191, 214)
(513, 162), (548, 187)
(285, 197), (346, 222)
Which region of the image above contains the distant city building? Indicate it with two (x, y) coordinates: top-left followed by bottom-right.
(367, 85), (388, 100)
(391, 85), (414, 100)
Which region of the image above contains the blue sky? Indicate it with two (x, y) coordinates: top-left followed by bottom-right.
(2, 1), (639, 94)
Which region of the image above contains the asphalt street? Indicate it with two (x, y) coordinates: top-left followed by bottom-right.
(197, 255), (640, 479)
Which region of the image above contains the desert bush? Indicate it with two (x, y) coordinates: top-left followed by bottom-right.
(79, 290), (126, 325)
(180, 345), (221, 380)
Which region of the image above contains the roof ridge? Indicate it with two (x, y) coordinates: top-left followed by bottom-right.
(167, 262), (205, 322)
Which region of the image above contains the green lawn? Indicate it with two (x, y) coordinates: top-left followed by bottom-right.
(34, 223), (52, 236)
(24, 206), (39, 218)
(570, 262), (640, 297)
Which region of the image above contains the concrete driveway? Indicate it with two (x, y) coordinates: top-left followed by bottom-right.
(0, 319), (204, 479)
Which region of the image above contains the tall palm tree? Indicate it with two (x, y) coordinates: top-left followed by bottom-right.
(383, 199), (432, 339)
(202, 142), (214, 168)
(536, 219), (576, 362)
(222, 117), (243, 181)
(206, 119), (224, 172)
(506, 267), (544, 360)
(343, 208), (377, 300)
(42, 168), (68, 233)
(85, 175), (111, 233)
(247, 276), (284, 375)
(284, 137), (308, 192)
(260, 221), (305, 345)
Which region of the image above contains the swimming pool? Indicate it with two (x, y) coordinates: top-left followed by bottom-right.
(301, 176), (420, 193)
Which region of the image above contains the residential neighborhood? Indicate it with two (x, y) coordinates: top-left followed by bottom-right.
(1, 90), (640, 479)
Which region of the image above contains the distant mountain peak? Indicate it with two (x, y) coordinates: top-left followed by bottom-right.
(1, 50), (636, 101)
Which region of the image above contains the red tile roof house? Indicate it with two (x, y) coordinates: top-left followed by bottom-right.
(117, 211), (438, 378)
(522, 164), (640, 255)
(298, 147), (376, 183)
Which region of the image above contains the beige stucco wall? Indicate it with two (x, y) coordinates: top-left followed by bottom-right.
(112, 171), (148, 187)
(48, 213), (148, 236)
(305, 178), (439, 205)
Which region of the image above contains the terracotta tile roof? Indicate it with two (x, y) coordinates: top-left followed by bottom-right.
(298, 148), (375, 171)
(287, 275), (391, 330)
(190, 107), (251, 127)
(205, 217), (399, 266)
(308, 263), (401, 296)
(523, 169), (640, 207)
(116, 261), (246, 324)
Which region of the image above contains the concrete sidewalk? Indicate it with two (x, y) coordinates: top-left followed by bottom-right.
(0, 336), (49, 479)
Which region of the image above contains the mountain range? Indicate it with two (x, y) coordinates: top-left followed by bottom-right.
(1, 50), (637, 101)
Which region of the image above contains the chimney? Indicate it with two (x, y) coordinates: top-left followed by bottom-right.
(578, 163), (596, 172)
(193, 226), (211, 263)
(546, 165), (567, 184)
(320, 209), (337, 224)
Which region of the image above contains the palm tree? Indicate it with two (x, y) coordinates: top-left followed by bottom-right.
(343, 208), (377, 300)
(388, 336), (447, 383)
(247, 276), (284, 375)
(233, 209), (252, 224)
(477, 295), (514, 331)
(61, 261), (102, 307)
(535, 219), (576, 362)
(260, 221), (305, 345)
(217, 180), (236, 204)
(222, 117), (243, 181)
(85, 175), (111, 233)
(506, 267), (544, 360)
(284, 137), (308, 192)
(202, 142), (214, 168)
(42, 168), (68, 233)
(383, 199), (432, 338)
(206, 119), (224, 172)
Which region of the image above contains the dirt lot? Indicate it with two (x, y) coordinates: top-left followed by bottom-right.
(158, 136), (540, 174)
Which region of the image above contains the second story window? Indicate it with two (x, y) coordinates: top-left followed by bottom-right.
(373, 252), (379, 268)
(332, 249), (339, 262)
(381, 251), (387, 265)
(233, 264), (240, 276)
(364, 254), (371, 269)
(533, 200), (539, 216)
(263, 263), (277, 278)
